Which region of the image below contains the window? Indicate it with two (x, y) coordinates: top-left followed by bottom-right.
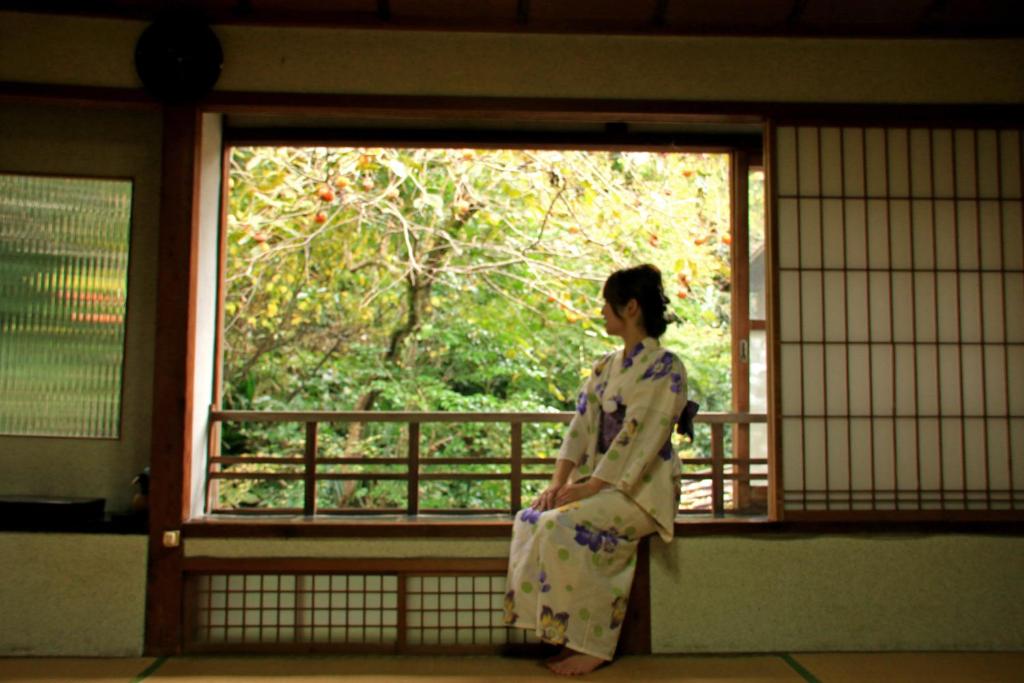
(773, 125), (1023, 516)
(0, 172), (132, 438)
(206, 142), (767, 518)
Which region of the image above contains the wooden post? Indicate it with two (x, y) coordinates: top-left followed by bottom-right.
(304, 421), (318, 516)
(711, 423), (725, 516)
(510, 422), (523, 514)
(408, 422), (420, 515)
(146, 104), (203, 655)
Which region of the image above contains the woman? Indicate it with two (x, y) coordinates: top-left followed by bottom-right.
(504, 264), (687, 676)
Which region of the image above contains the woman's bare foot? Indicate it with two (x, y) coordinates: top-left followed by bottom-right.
(545, 650), (606, 676)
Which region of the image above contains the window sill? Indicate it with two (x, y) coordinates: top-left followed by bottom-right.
(181, 513), (1023, 538)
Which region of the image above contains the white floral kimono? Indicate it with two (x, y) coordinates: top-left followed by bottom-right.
(505, 336), (686, 660)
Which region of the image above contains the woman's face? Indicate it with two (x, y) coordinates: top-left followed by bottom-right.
(602, 299), (625, 336)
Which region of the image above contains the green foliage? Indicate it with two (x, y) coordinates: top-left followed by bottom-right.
(216, 147), (735, 512)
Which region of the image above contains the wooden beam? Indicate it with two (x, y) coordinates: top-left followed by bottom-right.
(145, 104), (203, 656)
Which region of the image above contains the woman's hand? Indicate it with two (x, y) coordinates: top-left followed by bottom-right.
(554, 477), (607, 507)
(531, 483), (565, 511)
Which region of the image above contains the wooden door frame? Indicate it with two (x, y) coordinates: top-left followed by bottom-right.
(146, 104), (204, 655)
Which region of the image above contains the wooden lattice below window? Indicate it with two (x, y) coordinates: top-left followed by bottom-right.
(184, 565), (538, 654)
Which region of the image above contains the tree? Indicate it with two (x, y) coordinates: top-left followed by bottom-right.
(219, 147), (733, 510)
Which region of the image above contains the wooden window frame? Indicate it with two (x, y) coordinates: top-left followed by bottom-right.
(207, 126), (768, 521)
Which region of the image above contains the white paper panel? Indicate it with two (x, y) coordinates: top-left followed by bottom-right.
(981, 273), (1005, 342)
(958, 273), (982, 342)
(781, 418), (804, 490)
(799, 199), (822, 268)
(871, 344), (894, 415)
(864, 128), (888, 198)
(915, 345), (940, 415)
(914, 272), (937, 342)
(933, 200), (957, 269)
(869, 272), (892, 342)
(978, 201), (1003, 270)
(823, 271), (846, 342)
(802, 417), (827, 492)
(960, 345), (984, 416)
(867, 200), (890, 268)
(956, 201), (980, 270)
(935, 273), (959, 342)
(777, 198), (799, 268)
(891, 272), (914, 342)
(772, 124), (1023, 512)
(801, 271), (823, 341)
(849, 417), (874, 496)
(940, 418), (964, 495)
(780, 343), (803, 415)
(821, 199), (845, 269)
(825, 344), (848, 415)
(963, 418), (988, 497)
(938, 344), (962, 415)
(999, 130), (1021, 199)
(844, 199), (867, 268)
(1003, 202), (1024, 270)
(797, 127), (820, 196)
(983, 345), (1008, 415)
(820, 127), (843, 196)
(895, 418), (919, 492)
(985, 419), (1010, 491)
(887, 128), (910, 197)
(889, 200), (912, 269)
(846, 272), (869, 342)
(802, 343), (825, 414)
(826, 417), (850, 493)
(872, 418), (895, 495)
(909, 129), (933, 197)
(775, 126), (798, 196)
(894, 344), (917, 415)
(842, 128), (865, 196)
(955, 129), (977, 198)
(976, 130), (1000, 199)
(917, 417), (941, 491)
(911, 200), (935, 268)
(1012, 419), (1024, 490)
(932, 129), (955, 198)
(1008, 346), (1024, 415)
(1005, 274), (1024, 342)
(847, 344), (871, 415)
(779, 270), (801, 342)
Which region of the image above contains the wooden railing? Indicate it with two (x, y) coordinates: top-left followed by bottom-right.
(207, 410), (768, 517)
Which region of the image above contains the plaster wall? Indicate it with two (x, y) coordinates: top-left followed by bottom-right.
(0, 103), (161, 513)
(0, 533), (148, 656)
(1, 11), (1022, 104)
(650, 534), (1024, 652)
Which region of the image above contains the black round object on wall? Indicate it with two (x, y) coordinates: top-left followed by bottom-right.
(134, 16), (223, 103)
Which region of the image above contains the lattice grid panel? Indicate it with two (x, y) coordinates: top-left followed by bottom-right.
(186, 571), (537, 653)
(773, 125), (1023, 512)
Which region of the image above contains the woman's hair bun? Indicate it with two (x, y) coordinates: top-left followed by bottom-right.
(602, 263), (671, 338)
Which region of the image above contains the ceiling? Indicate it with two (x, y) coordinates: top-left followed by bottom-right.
(2, 0), (1022, 38)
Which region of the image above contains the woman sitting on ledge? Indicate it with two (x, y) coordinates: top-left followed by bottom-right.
(504, 264), (687, 676)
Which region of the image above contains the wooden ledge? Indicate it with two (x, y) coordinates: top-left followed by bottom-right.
(181, 514), (1024, 538)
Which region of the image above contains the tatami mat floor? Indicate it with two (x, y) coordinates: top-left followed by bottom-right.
(1, 653), (1022, 683)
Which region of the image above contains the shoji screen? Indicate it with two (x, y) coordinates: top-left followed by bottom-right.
(772, 125), (1023, 516)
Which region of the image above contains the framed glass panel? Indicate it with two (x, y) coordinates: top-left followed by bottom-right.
(0, 172), (132, 438)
